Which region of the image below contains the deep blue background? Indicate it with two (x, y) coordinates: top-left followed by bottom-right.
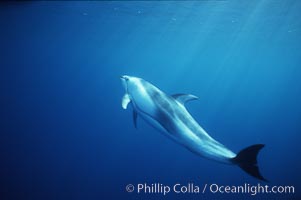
(0, 1), (300, 199)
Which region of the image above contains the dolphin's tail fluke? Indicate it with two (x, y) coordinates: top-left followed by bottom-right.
(232, 144), (268, 182)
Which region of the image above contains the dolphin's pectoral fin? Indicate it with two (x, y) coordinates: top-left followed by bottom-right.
(172, 93), (198, 105)
(122, 94), (131, 109)
(133, 110), (138, 128)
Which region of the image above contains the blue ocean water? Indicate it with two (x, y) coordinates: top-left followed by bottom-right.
(1, 1), (300, 199)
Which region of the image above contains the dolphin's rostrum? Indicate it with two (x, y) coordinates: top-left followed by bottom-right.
(120, 75), (267, 181)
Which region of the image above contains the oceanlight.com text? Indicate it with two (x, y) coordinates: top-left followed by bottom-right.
(125, 182), (295, 196)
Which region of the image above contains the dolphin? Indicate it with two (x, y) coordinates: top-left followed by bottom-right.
(120, 75), (267, 181)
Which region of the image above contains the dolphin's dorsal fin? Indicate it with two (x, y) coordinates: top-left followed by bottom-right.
(172, 93), (198, 105)
(122, 94), (131, 109)
(133, 110), (138, 128)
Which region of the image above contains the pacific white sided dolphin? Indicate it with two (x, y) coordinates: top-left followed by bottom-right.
(120, 75), (267, 181)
